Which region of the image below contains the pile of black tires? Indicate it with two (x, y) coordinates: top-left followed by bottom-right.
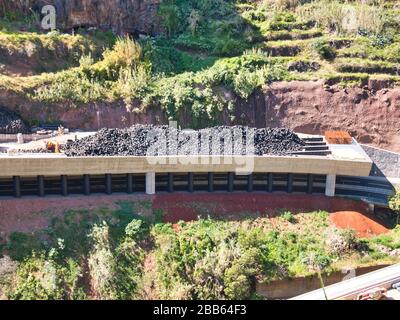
(63, 125), (305, 157)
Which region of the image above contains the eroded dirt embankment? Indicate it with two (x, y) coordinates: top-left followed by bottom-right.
(1, 79), (399, 151)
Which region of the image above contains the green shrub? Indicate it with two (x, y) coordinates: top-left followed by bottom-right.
(282, 211), (296, 223)
(6, 232), (43, 261)
(311, 39), (336, 60)
(7, 251), (85, 300)
(372, 226), (400, 249)
(389, 189), (400, 224)
(124, 219), (147, 241)
(112, 65), (151, 104)
(95, 36), (143, 79)
(158, 2), (181, 37)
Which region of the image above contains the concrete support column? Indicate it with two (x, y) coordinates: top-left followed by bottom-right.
(325, 174), (336, 197)
(208, 172), (214, 192)
(13, 176), (21, 198)
(105, 174), (112, 195)
(287, 173), (293, 193)
(61, 175), (68, 196)
(228, 172), (234, 192)
(247, 174), (253, 192)
(83, 175), (90, 196)
(38, 175), (45, 197)
(127, 174), (133, 194)
(188, 173), (194, 193)
(268, 173), (273, 192)
(307, 174), (314, 194)
(168, 173), (174, 193)
(146, 172), (156, 195)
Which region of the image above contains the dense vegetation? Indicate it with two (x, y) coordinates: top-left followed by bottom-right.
(1, 0), (400, 126)
(1, 202), (399, 300)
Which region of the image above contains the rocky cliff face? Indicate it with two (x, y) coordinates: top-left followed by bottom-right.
(0, 0), (161, 35)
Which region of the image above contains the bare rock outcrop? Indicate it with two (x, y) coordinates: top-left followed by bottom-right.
(0, 0), (161, 35)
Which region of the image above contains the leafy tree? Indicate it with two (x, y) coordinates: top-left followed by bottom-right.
(158, 2), (180, 37)
(188, 9), (202, 35)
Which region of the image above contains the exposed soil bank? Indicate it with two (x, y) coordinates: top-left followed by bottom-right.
(330, 211), (390, 238)
(0, 193), (373, 241)
(262, 80), (400, 153)
(1, 80), (399, 151)
(256, 264), (390, 299)
(152, 193), (373, 222)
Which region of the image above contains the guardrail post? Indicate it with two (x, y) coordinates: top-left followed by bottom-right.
(146, 172), (156, 195)
(325, 174), (336, 197)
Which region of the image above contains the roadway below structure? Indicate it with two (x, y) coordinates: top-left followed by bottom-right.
(290, 263), (400, 300)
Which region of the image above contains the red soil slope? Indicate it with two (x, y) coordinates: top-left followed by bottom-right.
(330, 211), (389, 238)
(0, 193), (387, 241)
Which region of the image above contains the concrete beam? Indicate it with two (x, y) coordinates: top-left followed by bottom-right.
(0, 154), (373, 178)
(146, 172), (156, 195)
(325, 174), (336, 197)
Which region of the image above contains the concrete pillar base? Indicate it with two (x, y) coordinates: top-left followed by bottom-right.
(146, 172), (156, 195)
(325, 174), (336, 197)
